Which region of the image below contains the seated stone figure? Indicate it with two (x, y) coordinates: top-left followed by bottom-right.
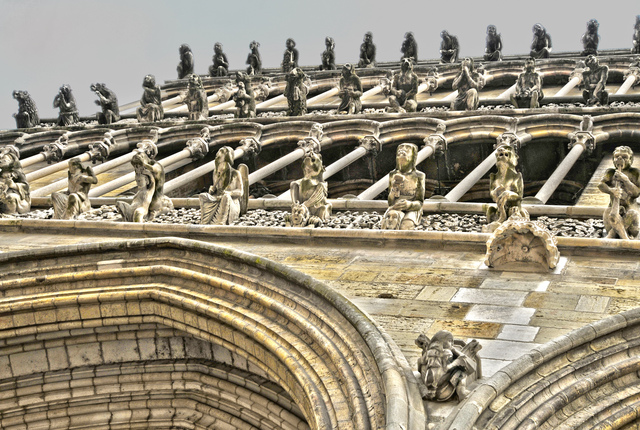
(199, 146), (248, 225)
(633, 15), (640, 54)
(286, 152), (332, 228)
(510, 58), (544, 108)
(484, 144), (528, 233)
(452, 58), (484, 111)
(246, 41), (262, 75)
(209, 42), (229, 77)
(598, 146), (640, 239)
(53, 85), (79, 126)
(51, 157), (98, 219)
(91, 83), (120, 125)
(282, 38), (299, 73)
(582, 19), (600, 56)
(484, 25), (502, 61)
(358, 32), (376, 68)
(13, 90), (40, 128)
(401, 31), (418, 63)
(338, 64), (363, 115)
(440, 30), (459, 63)
(177, 44), (194, 79)
(185, 74), (208, 121)
(582, 55), (609, 106)
(234, 72), (256, 118)
(530, 23), (552, 59)
(0, 145), (30, 215)
(320, 37), (336, 70)
(137, 75), (164, 123)
(285, 67), (309, 116)
(415, 330), (482, 402)
(381, 143), (425, 230)
(386, 58), (419, 113)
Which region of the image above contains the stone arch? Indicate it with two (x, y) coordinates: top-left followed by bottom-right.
(0, 237), (425, 430)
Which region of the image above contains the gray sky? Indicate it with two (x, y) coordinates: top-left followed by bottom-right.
(1, 0), (639, 130)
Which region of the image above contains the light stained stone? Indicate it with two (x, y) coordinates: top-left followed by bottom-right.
(497, 325), (540, 342)
(476, 339), (540, 361)
(480, 278), (550, 292)
(465, 305), (535, 325)
(452, 288), (527, 307)
(575, 295), (610, 313)
(415, 286), (458, 302)
(481, 358), (511, 378)
(524, 292), (580, 310)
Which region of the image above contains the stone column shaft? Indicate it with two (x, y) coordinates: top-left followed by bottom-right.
(534, 144), (584, 204)
(248, 148), (305, 185)
(615, 75), (637, 95)
(307, 87), (340, 106)
(444, 150), (497, 202)
(554, 76), (581, 97)
(20, 153), (47, 169)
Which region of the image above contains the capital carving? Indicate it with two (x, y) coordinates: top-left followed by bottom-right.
(379, 76), (392, 95)
(214, 82), (236, 103)
(41, 133), (69, 164)
(298, 137), (322, 155)
(571, 60), (586, 81)
(238, 137), (262, 157)
(624, 64), (640, 88)
(358, 135), (382, 155)
(495, 132), (521, 152)
(88, 132), (115, 164)
(423, 123), (447, 155)
(568, 131), (595, 153)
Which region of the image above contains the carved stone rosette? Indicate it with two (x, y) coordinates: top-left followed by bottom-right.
(485, 216), (560, 271)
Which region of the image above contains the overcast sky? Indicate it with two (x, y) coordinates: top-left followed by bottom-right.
(1, 0), (639, 130)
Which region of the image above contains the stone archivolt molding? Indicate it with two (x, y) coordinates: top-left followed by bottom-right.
(0, 237), (425, 430)
(439, 307), (640, 430)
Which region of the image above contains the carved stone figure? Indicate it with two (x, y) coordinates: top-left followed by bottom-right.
(484, 25), (502, 61)
(386, 59), (419, 113)
(253, 77), (273, 102)
(199, 146), (249, 225)
(0, 145), (30, 215)
(511, 58), (544, 108)
(440, 30), (459, 64)
(91, 83), (120, 125)
(401, 31), (418, 63)
(12, 90), (39, 129)
(381, 143), (425, 230)
(337, 64), (363, 115)
(530, 23), (552, 59)
(484, 145), (529, 233)
(582, 55), (609, 106)
(598, 146), (640, 239)
(451, 58), (484, 111)
(285, 67), (310, 116)
(286, 152), (331, 228)
(53, 85), (79, 126)
(633, 15), (640, 54)
(185, 74), (208, 121)
(425, 67), (440, 95)
(177, 44), (194, 79)
(282, 38), (299, 73)
(116, 138), (173, 222)
(582, 19), (600, 56)
(246, 41), (262, 75)
(415, 330), (482, 402)
(358, 32), (376, 68)
(209, 42), (229, 77)
(51, 157), (98, 219)
(234, 72), (256, 118)
(136, 75), (164, 123)
(320, 37), (336, 70)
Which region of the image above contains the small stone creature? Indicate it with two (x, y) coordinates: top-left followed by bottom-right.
(598, 146), (640, 239)
(358, 32), (376, 68)
(338, 64), (363, 115)
(0, 145), (30, 215)
(13, 90), (40, 129)
(246, 41), (262, 75)
(440, 30), (459, 63)
(285, 67), (310, 116)
(177, 44), (194, 79)
(381, 143), (425, 230)
(530, 23), (552, 59)
(320, 37), (336, 70)
(582, 19), (600, 56)
(234, 72), (256, 118)
(51, 157), (98, 219)
(286, 151), (332, 228)
(185, 74), (208, 121)
(386, 58), (419, 113)
(401, 31), (418, 63)
(511, 58), (543, 108)
(53, 85), (79, 126)
(91, 83), (120, 125)
(582, 55), (609, 106)
(451, 58), (484, 110)
(282, 38), (299, 73)
(484, 25), (502, 61)
(210, 42), (229, 77)
(137, 75), (164, 123)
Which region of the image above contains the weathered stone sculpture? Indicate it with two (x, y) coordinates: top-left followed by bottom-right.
(0, 145), (30, 215)
(386, 59), (419, 113)
(415, 330), (482, 402)
(511, 58), (544, 108)
(91, 83), (120, 125)
(358, 32), (376, 68)
(530, 23), (552, 59)
(582, 55), (609, 106)
(51, 157), (98, 219)
(285, 67), (310, 116)
(12, 90), (39, 129)
(137, 75), (164, 123)
(185, 74), (208, 121)
(425, 67), (440, 95)
(401, 31), (418, 63)
(177, 44), (194, 79)
(598, 146), (640, 239)
(633, 15), (640, 54)
(484, 25), (503, 61)
(253, 77), (273, 102)
(246, 41), (262, 75)
(234, 72), (256, 118)
(440, 30), (459, 63)
(320, 37), (336, 70)
(381, 143), (425, 230)
(209, 42), (229, 77)
(286, 152), (332, 228)
(282, 38), (299, 73)
(582, 19), (600, 56)
(199, 146), (249, 225)
(338, 64), (363, 115)
(484, 144), (528, 233)
(116, 137), (173, 222)
(451, 58), (484, 111)
(53, 85), (79, 126)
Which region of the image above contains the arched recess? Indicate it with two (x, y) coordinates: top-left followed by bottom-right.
(0, 237), (425, 430)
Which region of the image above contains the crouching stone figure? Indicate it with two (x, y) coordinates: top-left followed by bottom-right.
(285, 152), (332, 228)
(0, 145), (30, 215)
(52, 157), (98, 219)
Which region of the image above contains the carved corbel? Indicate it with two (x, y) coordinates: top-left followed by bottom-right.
(186, 127), (211, 160)
(423, 123), (447, 155)
(571, 60), (587, 86)
(238, 136), (262, 161)
(379, 76), (392, 96)
(495, 132), (521, 152)
(298, 124), (323, 155)
(568, 115), (595, 154)
(358, 135), (382, 156)
(88, 132), (115, 164)
(41, 133), (69, 164)
(623, 63), (640, 89)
